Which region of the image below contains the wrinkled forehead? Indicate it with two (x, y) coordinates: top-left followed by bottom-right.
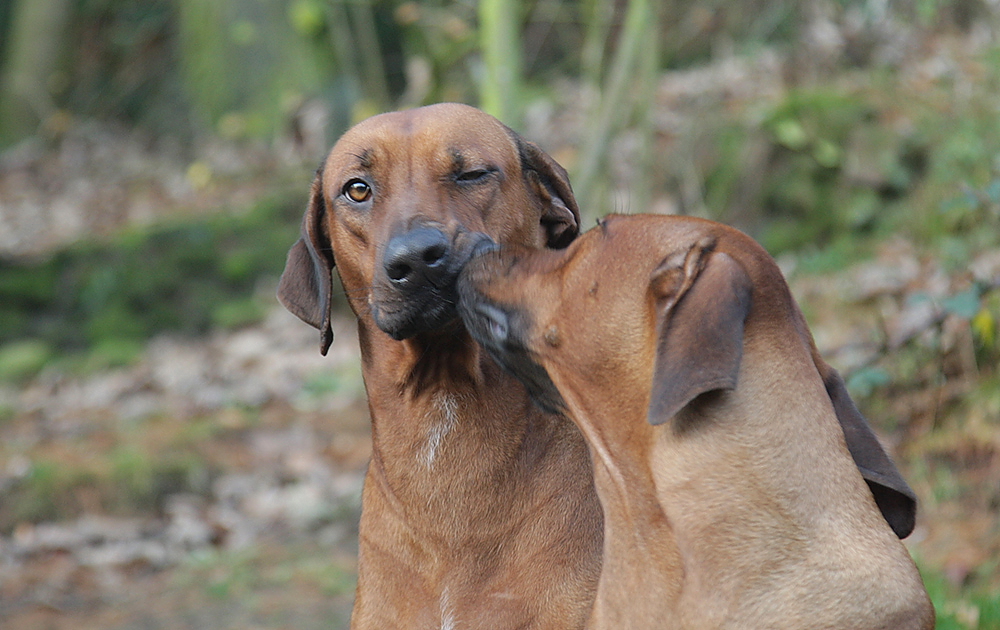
(325, 105), (519, 173)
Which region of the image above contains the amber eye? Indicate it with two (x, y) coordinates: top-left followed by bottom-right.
(344, 179), (372, 203)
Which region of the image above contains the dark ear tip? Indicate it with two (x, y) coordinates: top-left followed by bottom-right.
(867, 481), (917, 539)
(320, 327), (334, 356)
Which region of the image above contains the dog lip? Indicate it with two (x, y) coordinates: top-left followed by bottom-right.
(469, 235), (499, 259)
(374, 296), (457, 340)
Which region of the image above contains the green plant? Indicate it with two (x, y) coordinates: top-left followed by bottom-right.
(921, 561), (1000, 630)
(0, 339), (53, 381)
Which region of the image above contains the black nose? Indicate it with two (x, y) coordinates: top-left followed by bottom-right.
(383, 227), (451, 286)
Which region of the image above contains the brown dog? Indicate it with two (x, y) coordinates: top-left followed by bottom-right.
(458, 214), (934, 629)
(277, 103), (603, 629)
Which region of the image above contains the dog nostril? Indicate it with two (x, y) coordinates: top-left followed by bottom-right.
(387, 261), (412, 282)
(423, 244), (447, 267)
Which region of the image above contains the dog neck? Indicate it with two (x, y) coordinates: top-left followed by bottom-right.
(650, 321), (917, 626)
(352, 318), (602, 602)
(554, 383), (684, 628)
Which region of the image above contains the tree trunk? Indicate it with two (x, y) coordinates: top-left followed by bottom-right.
(479, 0), (523, 128)
(0, 0), (75, 148)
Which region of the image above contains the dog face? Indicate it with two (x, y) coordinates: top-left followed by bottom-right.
(278, 103), (579, 350)
(457, 214), (727, 418)
(459, 213), (918, 539)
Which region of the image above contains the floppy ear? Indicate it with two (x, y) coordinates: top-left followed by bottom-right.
(818, 361), (918, 538)
(517, 138), (580, 249)
(648, 242), (753, 426)
(277, 168), (336, 355)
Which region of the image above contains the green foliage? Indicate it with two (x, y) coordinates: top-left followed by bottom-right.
(756, 88), (894, 253)
(0, 339), (53, 381)
(66, 0), (185, 132)
(974, 293), (1000, 360)
(920, 561), (1000, 630)
(0, 446), (208, 531)
(691, 46), (1000, 263)
(0, 193), (311, 380)
(296, 365), (365, 410)
(178, 0), (329, 137)
(846, 366), (892, 399)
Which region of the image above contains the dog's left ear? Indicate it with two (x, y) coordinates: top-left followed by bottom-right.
(277, 168), (336, 355)
(518, 139), (580, 249)
(647, 241), (753, 426)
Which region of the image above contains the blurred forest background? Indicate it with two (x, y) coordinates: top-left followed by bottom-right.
(0, 0), (999, 628)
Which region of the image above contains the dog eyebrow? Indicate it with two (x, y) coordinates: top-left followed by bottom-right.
(348, 149), (374, 169)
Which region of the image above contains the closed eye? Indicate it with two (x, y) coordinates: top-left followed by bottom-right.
(455, 168), (495, 183)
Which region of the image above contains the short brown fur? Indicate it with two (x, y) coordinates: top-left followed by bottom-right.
(459, 214), (934, 629)
(278, 104), (603, 629)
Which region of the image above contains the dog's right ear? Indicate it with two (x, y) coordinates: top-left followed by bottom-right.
(647, 241), (753, 426)
(277, 168), (336, 355)
(818, 361), (918, 539)
(518, 139), (581, 249)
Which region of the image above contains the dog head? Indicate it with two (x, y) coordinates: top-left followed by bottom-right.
(457, 214), (731, 418)
(278, 103), (579, 351)
(458, 213), (917, 538)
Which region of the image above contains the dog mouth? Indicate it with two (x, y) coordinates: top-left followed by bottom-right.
(372, 231), (497, 340)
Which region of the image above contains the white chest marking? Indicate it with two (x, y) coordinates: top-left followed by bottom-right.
(421, 392), (459, 468)
(440, 586), (457, 630)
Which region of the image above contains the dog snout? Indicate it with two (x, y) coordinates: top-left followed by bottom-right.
(383, 227), (452, 287)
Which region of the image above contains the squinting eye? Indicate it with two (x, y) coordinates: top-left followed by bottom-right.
(344, 179), (372, 202)
(456, 168), (492, 183)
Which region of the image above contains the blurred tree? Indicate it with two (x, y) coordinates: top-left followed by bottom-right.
(0, 0), (74, 148)
(479, 0), (523, 128)
(177, 0), (328, 138)
(66, 0), (186, 135)
(573, 0), (656, 219)
(319, 0), (393, 123)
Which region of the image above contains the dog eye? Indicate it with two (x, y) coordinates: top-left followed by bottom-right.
(344, 179), (372, 202)
(456, 168), (493, 183)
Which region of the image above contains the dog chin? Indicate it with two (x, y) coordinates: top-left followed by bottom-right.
(373, 302), (457, 340)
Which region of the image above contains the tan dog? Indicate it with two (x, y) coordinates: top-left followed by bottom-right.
(277, 103), (603, 629)
(458, 214), (934, 629)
